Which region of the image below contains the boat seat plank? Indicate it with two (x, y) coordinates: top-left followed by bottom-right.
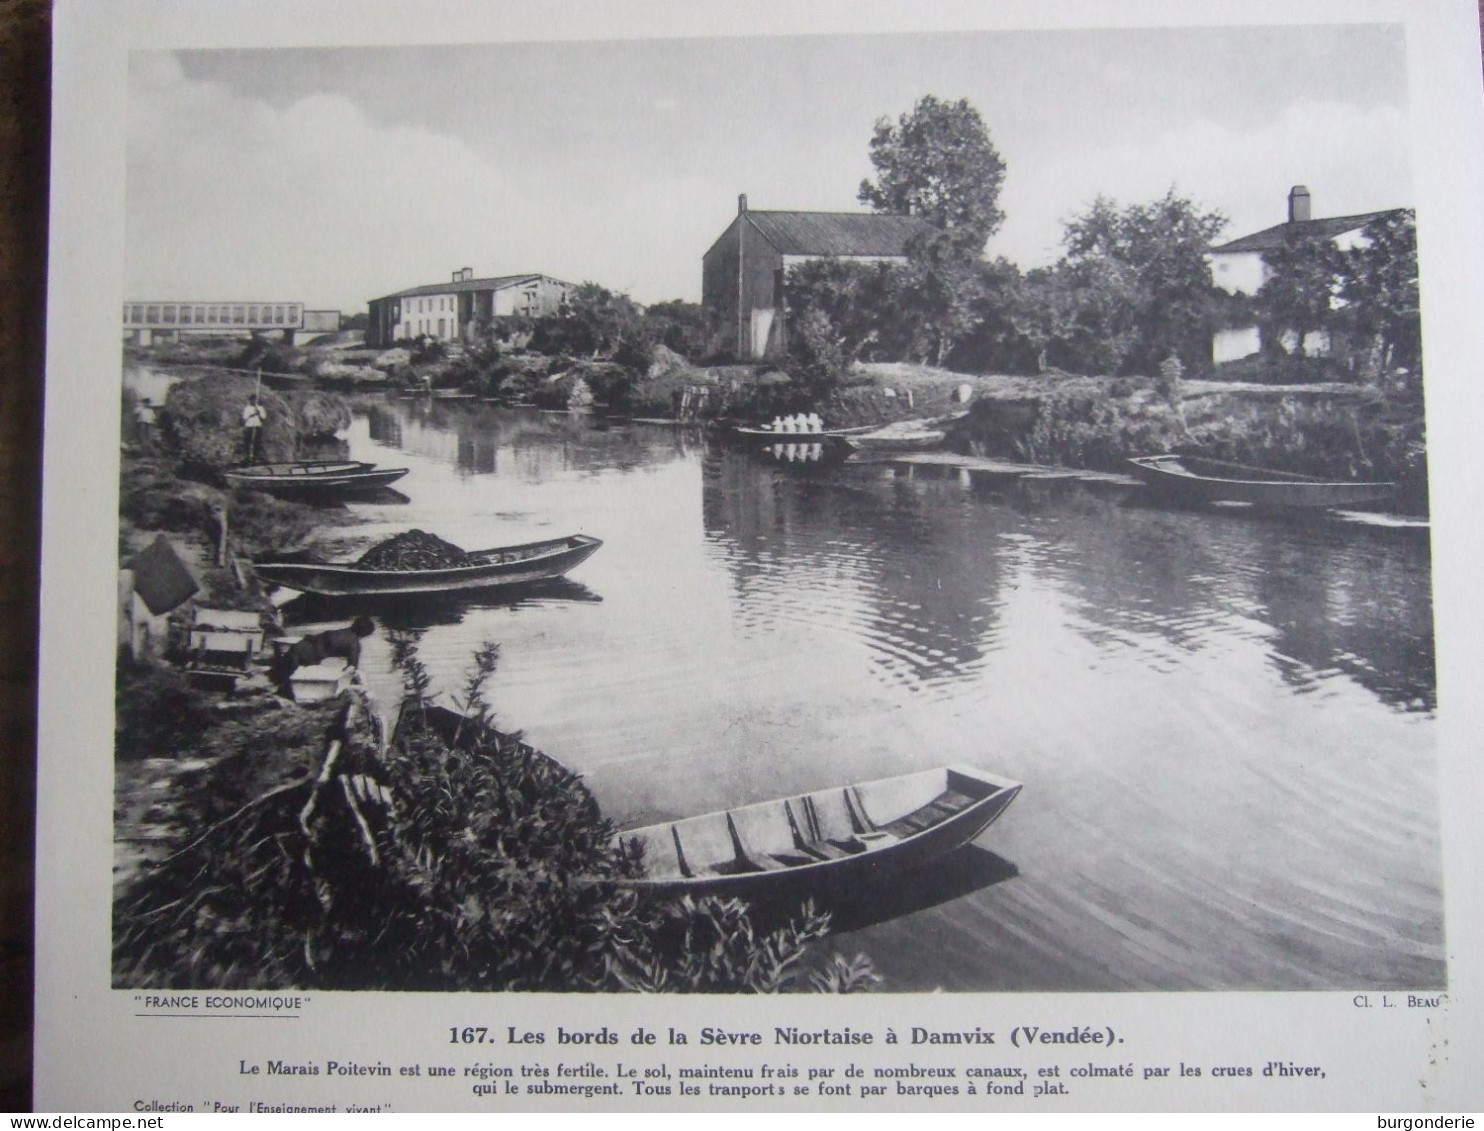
(763, 854), (808, 869)
(802, 792), (864, 841)
(669, 813), (744, 875)
(879, 789), (977, 838)
(626, 828), (685, 880)
(747, 848), (795, 866)
(728, 807), (798, 871)
(804, 840), (856, 860)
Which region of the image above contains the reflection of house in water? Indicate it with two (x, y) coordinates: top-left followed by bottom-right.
(1248, 529), (1434, 712)
(365, 405), (405, 448)
(366, 404), (696, 481)
(706, 448), (1434, 713)
(1040, 502), (1435, 713)
(702, 449), (1004, 689)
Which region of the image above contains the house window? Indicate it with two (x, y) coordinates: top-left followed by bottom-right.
(163, 305), (176, 323)
(194, 306), (205, 324)
(132, 305), (144, 323)
(146, 305), (159, 323)
(233, 306), (245, 324)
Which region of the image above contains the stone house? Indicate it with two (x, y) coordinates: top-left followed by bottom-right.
(702, 194), (930, 360)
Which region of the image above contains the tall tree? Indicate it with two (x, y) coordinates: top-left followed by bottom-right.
(1059, 190), (1227, 374)
(1338, 209), (1420, 381)
(1253, 227), (1345, 359)
(894, 228), (987, 366)
(858, 95), (1007, 261)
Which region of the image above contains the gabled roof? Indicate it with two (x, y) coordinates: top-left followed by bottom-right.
(374, 274), (566, 302)
(743, 211), (932, 257)
(1211, 209), (1406, 255)
(126, 535), (198, 617)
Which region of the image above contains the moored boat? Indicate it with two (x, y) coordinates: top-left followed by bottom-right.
(844, 426), (946, 453)
(1127, 454), (1397, 508)
(732, 423), (877, 442)
(225, 460), (409, 495)
(252, 533), (602, 597)
(841, 411), (968, 454)
(611, 765), (1021, 897)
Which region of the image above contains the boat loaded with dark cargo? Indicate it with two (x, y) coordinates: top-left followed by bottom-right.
(1127, 454), (1397, 509)
(252, 533), (603, 597)
(611, 765), (1021, 897)
(225, 460), (409, 496)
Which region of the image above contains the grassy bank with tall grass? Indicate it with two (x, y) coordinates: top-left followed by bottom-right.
(859, 362), (1429, 513)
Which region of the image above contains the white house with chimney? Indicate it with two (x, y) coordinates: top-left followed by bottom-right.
(366, 268), (574, 348)
(1209, 185), (1407, 363)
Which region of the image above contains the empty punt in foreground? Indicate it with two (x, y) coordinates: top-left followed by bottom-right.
(615, 766), (1021, 897)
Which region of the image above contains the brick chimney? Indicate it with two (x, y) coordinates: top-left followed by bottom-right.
(1288, 185), (1312, 224)
(738, 193), (748, 215)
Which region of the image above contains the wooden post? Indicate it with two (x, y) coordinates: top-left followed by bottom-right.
(212, 501), (229, 568)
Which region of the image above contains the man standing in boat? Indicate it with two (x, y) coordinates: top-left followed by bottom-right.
(241, 392), (267, 464)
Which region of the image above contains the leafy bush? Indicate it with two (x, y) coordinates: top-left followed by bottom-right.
(120, 460), (218, 533)
(114, 659), (221, 762)
(786, 308), (853, 403)
(233, 337), (305, 375)
(531, 283), (653, 368)
(225, 490), (321, 557)
(114, 645), (881, 992)
(643, 300), (711, 361)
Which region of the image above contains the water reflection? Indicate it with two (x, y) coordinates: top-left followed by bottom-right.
(704, 450), (1003, 688)
(282, 578), (603, 633)
(365, 402), (701, 481)
(336, 402), (1440, 990)
(703, 448), (1434, 714)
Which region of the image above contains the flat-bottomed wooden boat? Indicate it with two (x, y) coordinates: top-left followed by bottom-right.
(732, 423), (877, 443)
(225, 460), (409, 495)
(1127, 454), (1396, 508)
(252, 533), (602, 597)
(613, 765), (1021, 897)
(842, 411), (969, 454)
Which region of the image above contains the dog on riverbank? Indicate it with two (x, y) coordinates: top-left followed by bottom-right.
(275, 617), (376, 681)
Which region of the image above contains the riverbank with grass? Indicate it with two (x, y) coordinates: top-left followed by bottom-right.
(852, 362), (1429, 514)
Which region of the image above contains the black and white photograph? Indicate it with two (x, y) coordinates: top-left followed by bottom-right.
(103, 20), (1444, 1001)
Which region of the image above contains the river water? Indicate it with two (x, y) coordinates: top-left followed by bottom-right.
(289, 401), (1441, 992)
